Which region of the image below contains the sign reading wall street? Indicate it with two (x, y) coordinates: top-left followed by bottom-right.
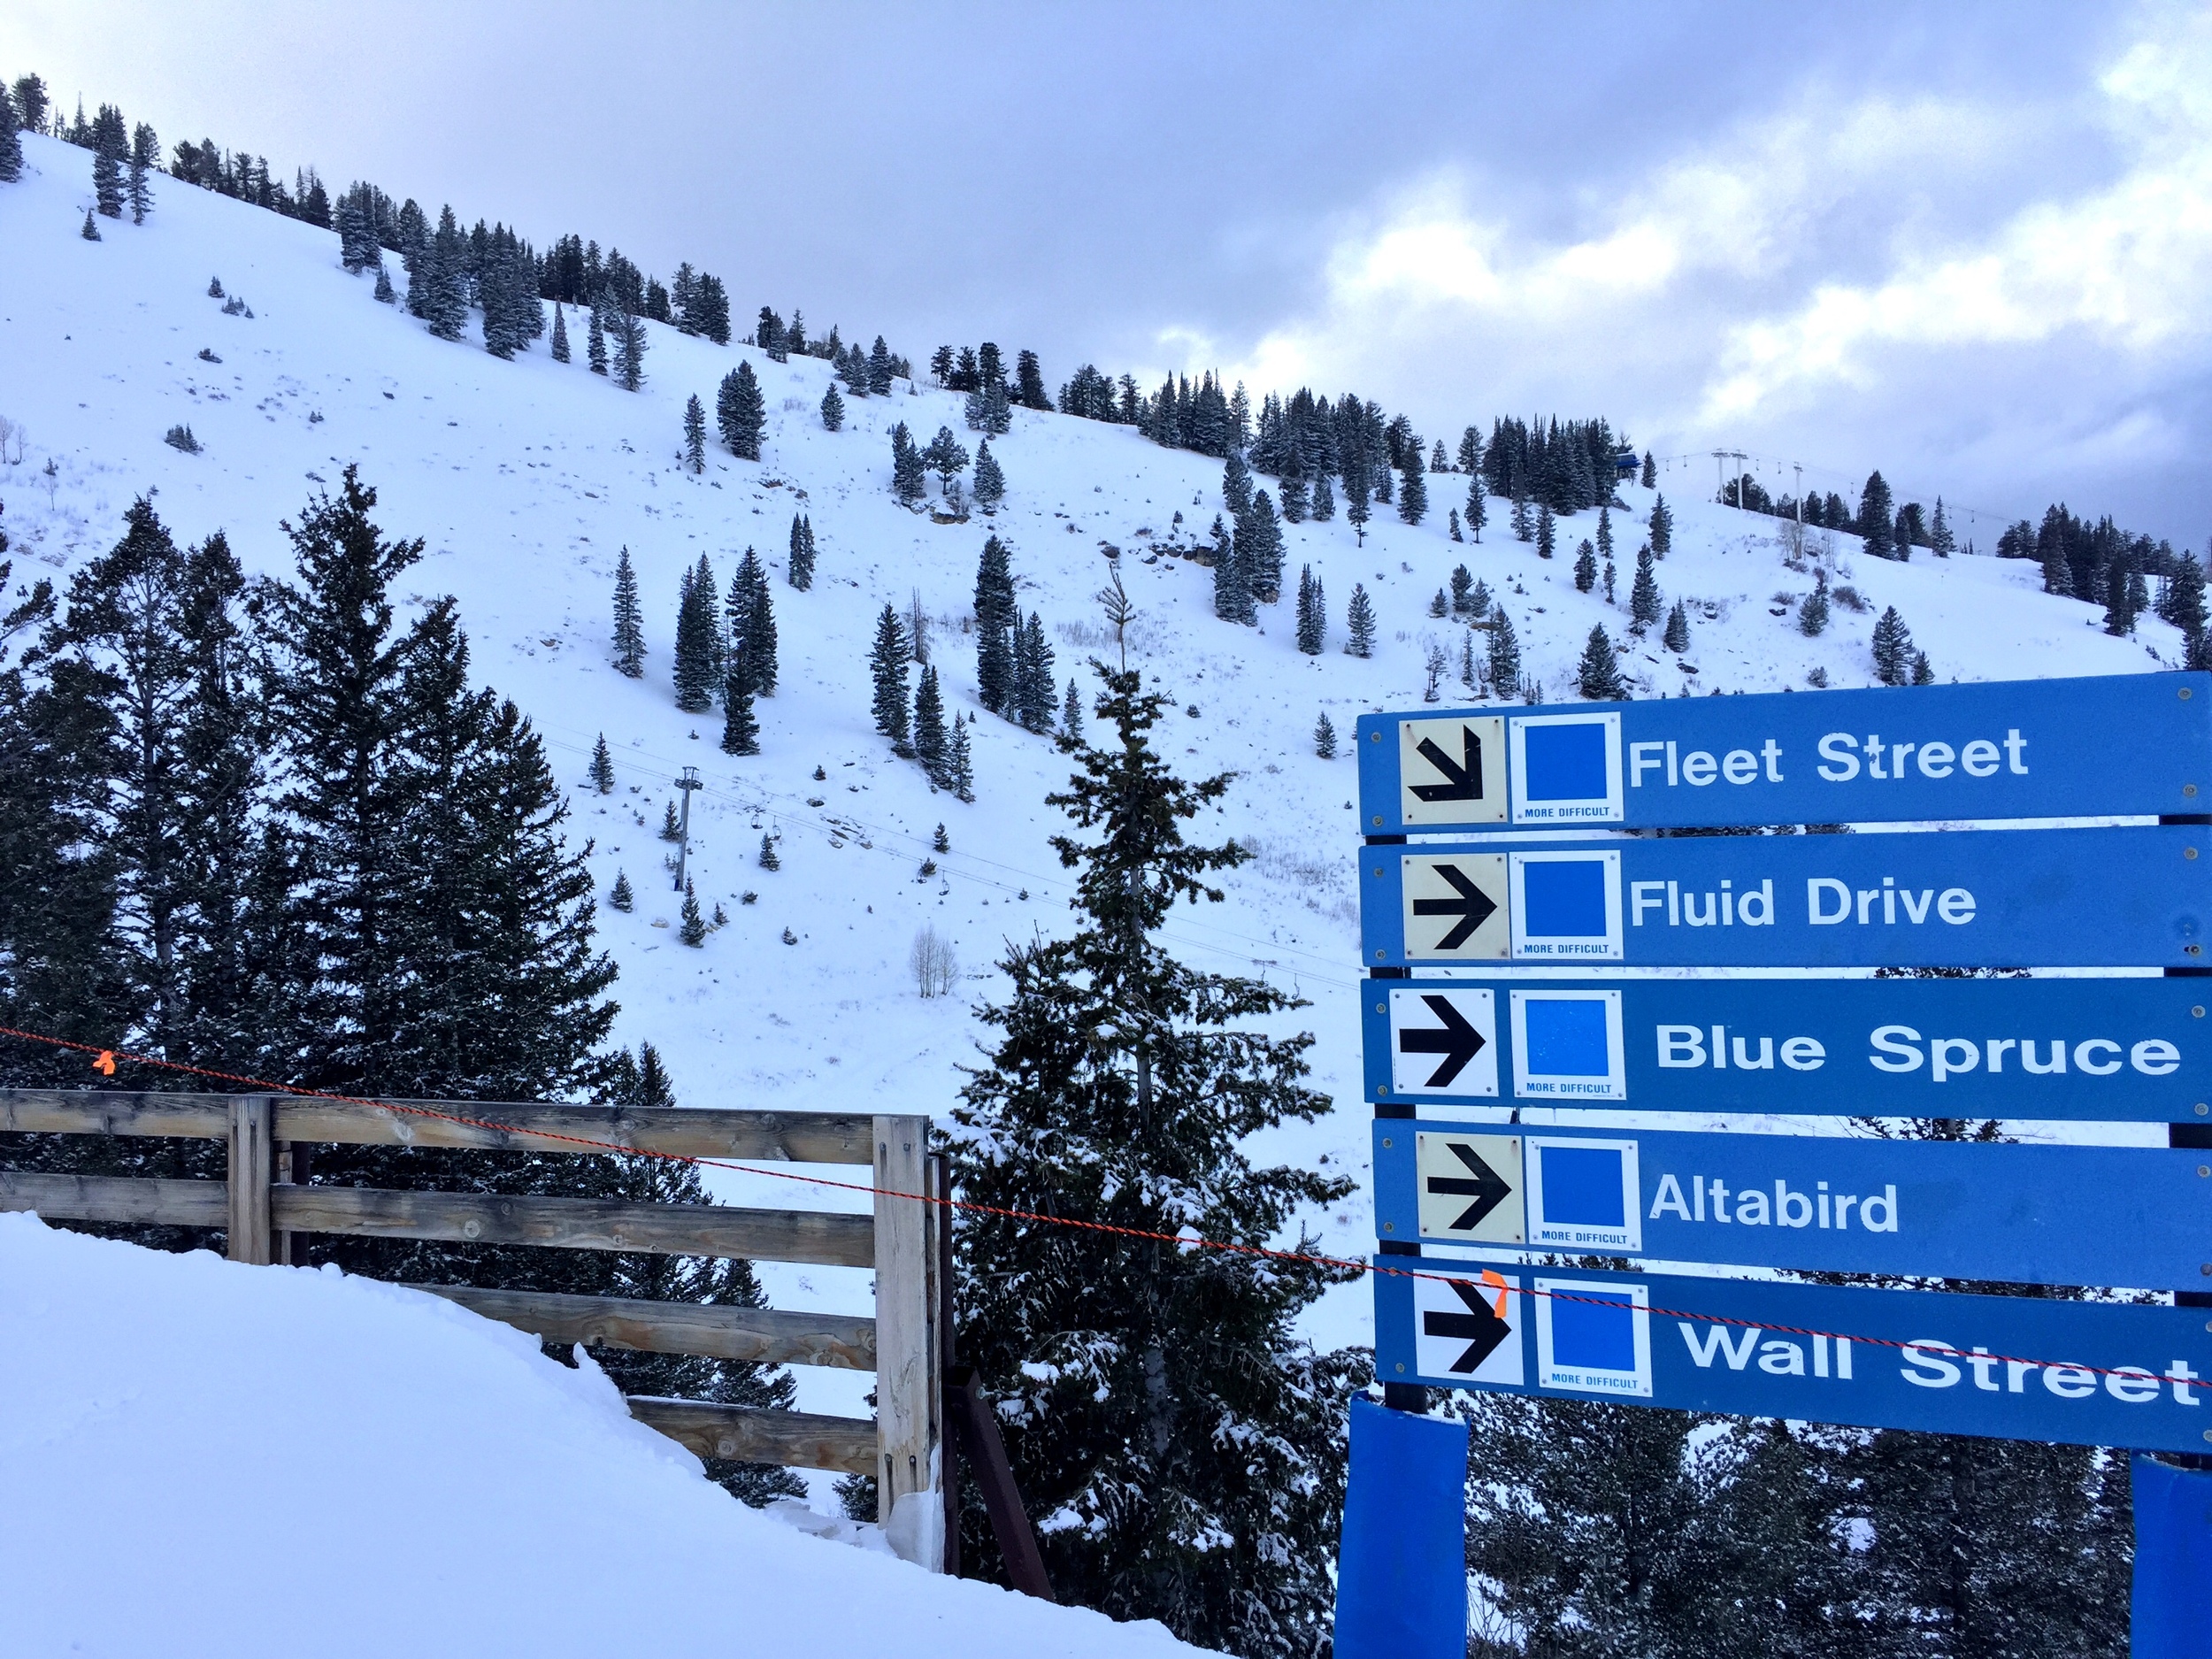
(1361, 826), (2211, 969)
(1373, 1258), (2212, 1454)
(1373, 1120), (2212, 1292)
(1363, 976), (2212, 1123)
(1355, 672), (2212, 833)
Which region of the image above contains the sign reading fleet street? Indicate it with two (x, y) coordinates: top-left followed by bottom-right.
(1373, 1121), (2212, 1292)
(1356, 672), (2212, 834)
(1360, 826), (2211, 970)
(1373, 1260), (2212, 1454)
(1363, 976), (2212, 1123)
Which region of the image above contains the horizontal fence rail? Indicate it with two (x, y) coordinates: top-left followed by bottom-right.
(411, 1285), (877, 1371)
(625, 1397), (878, 1477)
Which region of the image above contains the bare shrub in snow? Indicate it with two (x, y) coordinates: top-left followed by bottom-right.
(910, 926), (958, 998)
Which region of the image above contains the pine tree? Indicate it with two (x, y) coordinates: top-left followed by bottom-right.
(869, 604), (912, 753)
(1279, 472), (1309, 524)
(418, 206), (468, 341)
(726, 545), (776, 697)
(1574, 539), (1597, 592)
(1397, 456), (1428, 525)
(1603, 558), (1617, 605)
(680, 879), (706, 946)
(1314, 710), (1336, 758)
(924, 426), (970, 497)
(1310, 473), (1335, 522)
(606, 293), (649, 391)
(1640, 452), (1656, 488)
(717, 363), (765, 460)
(758, 833), (780, 871)
(672, 555), (721, 713)
(1858, 472), (1897, 558)
(1537, 503), (1556, 559)
(890, 422), (927, 507)
(1223, 450), (1253, 518)
(1487, 610), (1522, 698)
(93, 149), (123, 220)
(1577, 625), (1626, 700)
(1062, 677), (1085, 741)
(1465, 479), (1488, 542)
(589, 733), (616, 793)
(719, 678), (759, 755)
(2165, 553), (2207, 660)
(1649, 492), (1672, 557)
(972, 438), (1005, 512)
(1429, 588), (1448, 618)
(611, 547), (645, 677)
(1241, 490), (1286, 603)
(1459, 628), (1478, 689)
(587, 304), (608, 374)
(1511, 492), (1532, 541)
(2103, 557), (2139, 637)
(1663, 599), (1691, 653)
(870, 335), (895, 395)
(0, 84), (22, 185)
(1629, 543), (1662, 628)
(683, 395), (707, 472)
(661, 802), (683, 841)
(373, 264), (396, 304)
(1295, 565), (1325, 654)
(1871, 604), (1914, 686)
(1013, 613), (1056, 733)
(975, 535), (1018, 712)
(819, 381), (844, 432)
(127, 123), (157, 223)
(609, 870), (634, 911)
(1344, 583), (1377, 658)
(1213, 517), (1253, 626)
(1799, 568), (1830, 637)
(1449, 565), (1475, 617)
(1448, 507), (1463, 542)
(914, 664), (949, 783)
(947, 667), (1361, 1653)
(550, 303), (570, 363)
(1930, 496), (1955, 557)
(947, 714), (976, 803)
(1345, 455), (1371, 546)
(81, 207), (100, 241)
(787, 513), (816, 591)
(1596, 503), (1614, 565)
(1911, 649), (1936, 685)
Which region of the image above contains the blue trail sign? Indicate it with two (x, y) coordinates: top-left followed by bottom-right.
(1372, 1119), (2212, 1291)
(1355, 672), (2212, 834)
(1373, 1259), (2212, 1454)
(1359, 826), (2211, 969)
(1361, 975), (2212, 1123)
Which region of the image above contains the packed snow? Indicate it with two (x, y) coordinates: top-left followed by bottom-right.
(0, 124), (2180, 1414)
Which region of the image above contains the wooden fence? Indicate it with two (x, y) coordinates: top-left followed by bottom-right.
(0, 1087), (952, 1571)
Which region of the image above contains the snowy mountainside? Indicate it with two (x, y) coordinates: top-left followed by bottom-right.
(0, 132), (2178, 1394)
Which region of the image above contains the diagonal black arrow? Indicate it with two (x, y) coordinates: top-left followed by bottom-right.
(1399, 994), (1487, 1087)
(1426, 1140), (1514, 1231)
(1423, 1279), (1512, 1373)
(1409, 727), (1484, 803)
(1411, 863), (1499, 949)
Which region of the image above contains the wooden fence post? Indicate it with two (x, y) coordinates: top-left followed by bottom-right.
(873, 1113), (941, 1570)
(227, 1095), (273, 1265)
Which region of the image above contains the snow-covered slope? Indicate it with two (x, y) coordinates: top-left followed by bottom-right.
(0, 1211), (1215, 1659)
(0, 133), (2180, 1396)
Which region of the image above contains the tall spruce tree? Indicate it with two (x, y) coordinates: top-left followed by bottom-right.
(1576, 625), (1627, 699)
(1344, 584), (1377, 658)
(1213, 515), (1254, 626)
(1398, 455), (1428, 525)
(1800, 568), (1831, 637)
(1310, 472), (1335, 522)
(549, 303), (570, 363)
(913, 664), (949, 783)
(1663, 599), (1692, 653)
(127, 123), (157, 223)
(718, 362), (765, 459)
(1295, 565), (1325, 654)
(819, 380), (845, 432)
(1574, 539), (1597, 593)
(726, 545), (776, 698)
(587, 303), (608, 374)
(1241, 490), (1286, 604)
(946, 713), (976, 803)
(1859, 472), (1897, 559)
(946, 666), (1361, 1654)
(1487, 610), (1522, 698)
(1649, 492), (1672, 557)
(683, 395), (707, 472)
(972, 438), (1005, 512)
(787, 513), (816, 590)
(974, 535), (1018, 713)
(1464, 478), (1487, 541)
(1871, 605), (1914, 686)
(0, 84), (23, 185)
(1629, 543), (1663, 629)
(890, 421), (927, 507)
(611, 547), (645, 677)
(672, 555), (721, 712)
(1537, 503), (1556, 559)
(869, 604), (912, 754)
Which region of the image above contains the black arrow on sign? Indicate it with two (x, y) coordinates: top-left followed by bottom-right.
(1399, 994), (1487, 1087)
(1411, 863), (1499, 949)
(1424, 1279), (1513, 1374)
(1426, 1140), (1514, 1232)
(1410, 726), (1484, 803)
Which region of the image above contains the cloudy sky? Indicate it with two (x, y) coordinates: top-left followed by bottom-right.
(7, 2), (2207, 543)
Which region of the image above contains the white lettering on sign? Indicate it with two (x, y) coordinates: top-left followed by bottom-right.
(1898, 1342), (2202, 1406)
(1679, 1323), (1854, 1381)
(1806, 879), (1976, 926)
(1624, 730), (2032, 791)
(1654, 1026), (1825, 1070)
(1630, 879), (1777, 928)
(1864, 1026), (2183, 1079)
(1647, 1174), (1897, 1232)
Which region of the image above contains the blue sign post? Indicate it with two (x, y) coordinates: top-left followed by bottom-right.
(1372, 1119), (2212, 1291)
(1373, 1258), (2212, 1455)
(1356, 672), (2212, 833)
(1360, 826), (2211, 969)
(1362, 975), (2212, 1123)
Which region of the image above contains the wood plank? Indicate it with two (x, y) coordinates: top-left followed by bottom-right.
(625, 1397), (877, 1476)
(948, 1366), (1056, 1602)
(0, 1171), (227, 1228)
(409, 1284), (876, 1369)
(0, 1089), (232, 1140)
(272, 1186), (874, 1267)
(227, 1096), (273, 1265)
(872, 1112), (942, 1569)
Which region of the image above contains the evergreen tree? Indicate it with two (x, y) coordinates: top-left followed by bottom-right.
(683, 395), (707, 472)
(1649, 492), (1672, 557)
(819, 380), (845, 432)
(608, 871), (633, 911)
(869, 335), (895, 395)
(611, 547), (645, 677)
(81, 207), (100, 241)
(1013, 613), (1056, 733)
(373, 263), (396, 304)
(1213, 517), (1253, 626)
(787, 513), (816, 591)
(758, 833), (780, 871)
(587, 303), (608, 374)
(1448, 507), (1463, 542)
(913, 664), (949, 783)
(661, 802), (682, 841)
(605, 291), (648, 391)
(1345, 454), (1372, 546)
(93, 148), (124, 220)
(1062, 677), (1085, 741)
(1450, 565), (1476, 617)
(1344, 583), (1377, 658)
(1911, 649), (1937, 685)
(947, 667), (1361, 1653)
(1464, 479), (1487, 542)
(889, 422), (927, 507)
(1429, 588), (1448, 618)
(1640, 451), (1655, 488)
(726, 545), (776, 697)
(975, 535), (1018, 713)
(127, 123), (157, 223)
(1859, 471), (1897, 559)
(719, 678), (759, 756)
(1397, 456), (1428, 525)
(2163, 552), (2207, 660)
(717, 363), (765, 460)
(1511, 492), (1532, 541)
(972, 438), (1005, 512)
(869, 604), (912, 753)
(946, 713), (976, 803)
(680, 879), (706, 946)
(1663, 599), (1691, 653)
(589, 733), (615, 793)
(1240, 490), (1286, 604)
(1279, 472), (1309, 524)
(1574, 539), (1597, 593)
(1487, 609), (1522, 698)
(1314, 710), (1336, 758)
(417, 206), (468, 341)
(1800, 568), (1830, 637)
(1310, 473), (1335, 522)
(672, 555), (721, 712)
(1576, 625), (1627, 700)
(2103, 557), (2139, 637)
(1629, 543), (1663, 628)
(1295, 565), (1325, 655)
(550, 303), (570, 363)
(1602, 557), (1617, 606)
(1223, 451), (1254, 518)
(1931, 496), (1955, 557)
(1596, 503), (1614, 565)
(1871, 604), (1914, 686)
(1016, 348), (1048, 410)
(1537, 503), (1556, 559)
(0, 85), (21, 185)
(924, 426), (970, 495)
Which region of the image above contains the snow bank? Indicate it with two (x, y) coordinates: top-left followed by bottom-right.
(0, 1214), (1210, 1659)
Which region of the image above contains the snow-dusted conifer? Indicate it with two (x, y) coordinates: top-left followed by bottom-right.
(1799, 568), (1830, 637)
(787, 513), (816, 590)
(1630, 543), (1663, 629)
(1398, 456), (1428, 525)
(1537, 503), (1556, 559)
(550, 303), (570, 362)
(1574, 540), (1597, 593)
(1295, 565), (1325, 654)
(1487, 609), (1522, 696)
(589, 733), (616, 793)
(914, 664), (948, 783)
(1577, 626), (1626, 700)
(870, 604), (912, 753)
(972, 439), (1004, 512)
(718, 362), (765, 459)
(612, 548), (645, 677)
(1310, 472), (1335, 522)
(820, 381), (844, 431)
(683, 396), (707, 472)
(1344, 583), (1377, 657)
(1315, 710), (1337, 758)
(1663, 599), (1691, 652)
